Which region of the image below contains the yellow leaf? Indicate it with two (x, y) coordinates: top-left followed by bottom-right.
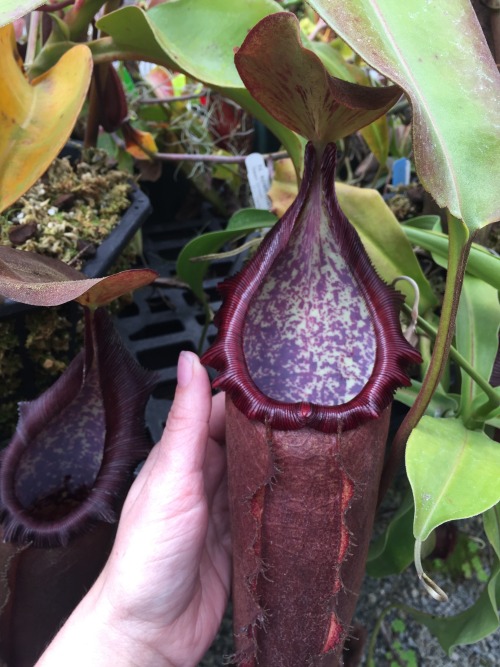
(0, 25), (92, 212)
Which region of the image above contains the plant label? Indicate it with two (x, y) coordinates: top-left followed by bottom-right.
(245, 153), (271, 210)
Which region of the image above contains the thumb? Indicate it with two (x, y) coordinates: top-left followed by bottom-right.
(119, 352), (213, 513)
(159, 351), (213, 478)
(97, 354), (214, 623)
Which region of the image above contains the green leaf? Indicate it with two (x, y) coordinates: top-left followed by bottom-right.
(48, 12), (71, 41)
(395, 381), (458, 418)
(145, 0), (281, 88)
(226, 208), (277, 231)
(484, 504), (500, 562)
(402, 227), (500, 292)
(402, 215), (441, 231)
(406, 417), (500, 542)
(0, 1), (44, 26)
(359, 114), (390, 168)
(234, 12), (401, 145)
(98, 1), (305, 172)
(97, 6), (178, 68)
(310, 42), (359, 82)
(213, 164), (241, 193)
(308, 0), (500, 230)
(176, 209), (277, 304)
(335, 183), (437, 312)
(405, 562), (500, 655)
(367, 491), (415, 577)
(467, 387), (500, 427)
(456, 276), (500, 417)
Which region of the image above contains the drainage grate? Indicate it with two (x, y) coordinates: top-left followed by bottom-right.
(114, 205), (242, 444)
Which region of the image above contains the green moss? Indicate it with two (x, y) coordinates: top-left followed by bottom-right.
(0, 148), (133, 270)
(391, 619), (407, 634)
(25, 309), (79, 379)
(0, 308), (84, 441)
(429, 531), (490, 583)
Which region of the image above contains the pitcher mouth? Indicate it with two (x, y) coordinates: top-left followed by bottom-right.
(202, 143), (421, 433)
(0, 309), (156, 547)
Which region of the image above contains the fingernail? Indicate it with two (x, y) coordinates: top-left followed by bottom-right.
(177, 351), (195, 387)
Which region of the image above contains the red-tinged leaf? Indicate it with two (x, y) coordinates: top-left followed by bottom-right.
(0, 246), (97, 305)
(76, 269), (158, 308)
(0, 309), (157, 547)
(145, 65), (173, 98)
(0, 247), (157, 306)
(234, 12), (401, 146)
(95, 64), (128, 133)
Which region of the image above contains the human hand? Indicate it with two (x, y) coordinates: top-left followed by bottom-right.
(36, 352), (230, 667)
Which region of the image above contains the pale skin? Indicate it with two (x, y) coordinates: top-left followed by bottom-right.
(36, 352), (231, 667)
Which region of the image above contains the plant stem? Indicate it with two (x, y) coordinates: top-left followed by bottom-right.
(378, 215), (471, 503)
(405, 304), (500, 411)
(152, 150), (289, 164)
(379, 621), (409, 667)
(113, 129), (288, 163)
(414, 539), (448, 601)
(65, 0), (108, 41)
(367, 601), (445, 667)
(366, 605), (394, 667)
(139, 92), (208, 104)
(468, 392), (500, 426)
(39, 0), (75, 12)
(307, 18), (327, 41)
(84, 67), (105, 148)
(84, 2), (121, 148)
